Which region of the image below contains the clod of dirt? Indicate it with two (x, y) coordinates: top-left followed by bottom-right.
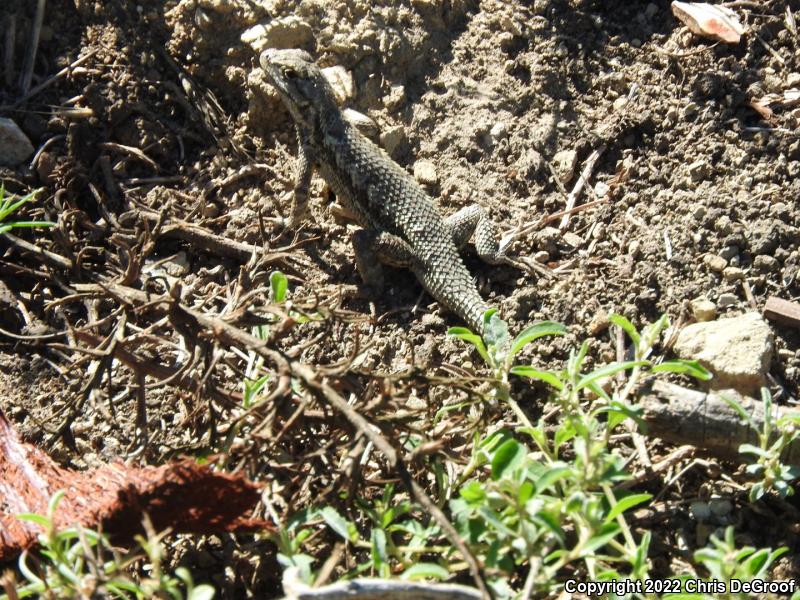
(674, 312), (774, 394)
(0, 411), (269, 562)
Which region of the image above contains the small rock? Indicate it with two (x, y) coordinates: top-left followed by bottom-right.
(787, 73), (800, 87)
(380, 125), (405, 156)
(628, 239), (641, 258)
(588, 311), (610, 336)
(241, 17), (313, 53)
(553, 149), (578, 184)
(709, 498), (733, 517)
(489, 122), (508, 144)
(321, 66), (354, 103)
(688, 160), (709, 181)
(703, 254), (727, 272)
(717, 293), (738, 308)
(691, 298), (717, 322)
(594, 181), (610, 198)
(533, 250), (550, 264)
(690, 501), (712, 522)
(0, 118), (35, 166)
(675, 312), (774, 393)
(413, 160), (438, 185)
(748, 219), (781, 255)
(383, 84), (406, 112)
(535, 226), (560, 255)
(722, 266), (744, 281)
(164, 251), (190, 277)
(692, 204), (707, 220)
(562, 231), (583, 248)
(753, 254), (779, 272)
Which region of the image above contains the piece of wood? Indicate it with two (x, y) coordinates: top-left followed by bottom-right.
(638, 379), (800, 466)
(763, 296), (800, 329)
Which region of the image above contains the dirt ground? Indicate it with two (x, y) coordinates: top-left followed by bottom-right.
(2, 0), (800, 596)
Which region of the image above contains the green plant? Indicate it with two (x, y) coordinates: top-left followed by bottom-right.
(448, 313), (711, 597)
(724, 388), (800, 502)
(679, 526), (787, 600)
(0, 186), (54, 235)
(3, 491), (214, 600)
(447, 310), (567, 427)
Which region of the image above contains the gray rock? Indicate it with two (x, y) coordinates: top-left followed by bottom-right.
(703, 254), (727, 272)
(241, 17), (313, 53)
(553, 149), (578, 183)
(717, 293), (738, 308)
(753, 254), (779, 272)
(0, 118), (35, 167)
(675, 312), (774, 393)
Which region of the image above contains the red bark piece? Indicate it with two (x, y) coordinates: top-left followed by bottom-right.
(0, 411), (270, 561)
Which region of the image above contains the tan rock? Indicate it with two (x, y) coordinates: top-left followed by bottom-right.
(675, 312), (773, 393)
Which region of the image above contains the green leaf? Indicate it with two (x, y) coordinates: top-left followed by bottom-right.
(609, 314), (640, 347)
(581, 522), (621, 553)
(651, 359), (712, 381)
(721, 393), (756, 429)
(15, 513), (51, 527)
(604, 493), (652, 523)
(739, 443), (770, 458)
(269, 271), (288, 303)
(400, 563), (450, 581)
(371, 528), (388, 567)
(509, 321), (567, 359)
(483, 310), (509, 350)
(491, 438), (527, 480)
(535, 464), (573, 493)
(509, 366), (564, 390)
(577, 361), (648, 390)
(447, 327), (491, 365)
(319, 507), (358, 542)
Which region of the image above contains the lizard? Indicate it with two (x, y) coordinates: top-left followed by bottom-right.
(260, 48), (519, 334)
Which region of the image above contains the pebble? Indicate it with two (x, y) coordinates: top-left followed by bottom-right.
(690, 501), (712, 522)
(413, 160), (438, 185)
(690, 298), (717, 322)
(688, 160), (709, 181)
(489, 122), (508, 143)
(717, 293), (738, 308)
(533, 250), (550, 264)
(753, 254), (779, 272)
(703, 254), (727, 272)
(709, 498), (733, 517)
(787, 73), (800, 87)
(0, 118), (35, 166)
(722, 266), (744, 281)
(553, 149), (578, 183)
(383, 84), (406, 112)
(241, 16), (313, 53)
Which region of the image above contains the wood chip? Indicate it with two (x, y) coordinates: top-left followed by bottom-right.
(763, 296), (800, 329)
(671, 2), (745, 44)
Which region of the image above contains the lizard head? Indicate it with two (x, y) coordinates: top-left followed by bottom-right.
(260, 49), (337, 127)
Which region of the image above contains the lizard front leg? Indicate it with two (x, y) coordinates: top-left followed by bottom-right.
(352, 229), (416, 292)
(446, 204), (508, 264)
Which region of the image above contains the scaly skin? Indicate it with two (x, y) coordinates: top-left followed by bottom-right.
(260, 49), (508, 332)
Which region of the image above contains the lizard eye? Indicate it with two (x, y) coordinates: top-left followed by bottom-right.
(283, 68), (298, 80)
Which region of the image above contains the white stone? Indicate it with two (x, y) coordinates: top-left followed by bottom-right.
(413, 160), (438, 185)
(0, 118), (34, 167)
(241, 17), (313, 53)
(675, 312), (774, 393)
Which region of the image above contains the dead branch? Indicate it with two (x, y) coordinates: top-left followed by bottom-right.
(638, 380), (800, 466)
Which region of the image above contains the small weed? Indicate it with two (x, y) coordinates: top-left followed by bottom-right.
(724, 388), (800, 501)
(0, 186), (55, 235)
(2, 491), (214, 599)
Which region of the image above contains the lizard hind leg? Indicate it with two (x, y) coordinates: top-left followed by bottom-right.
(446, 204), (507, 265)
(352, 229), (417, 292)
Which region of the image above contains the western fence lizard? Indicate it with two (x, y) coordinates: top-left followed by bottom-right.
(261, 49), (517, 333)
